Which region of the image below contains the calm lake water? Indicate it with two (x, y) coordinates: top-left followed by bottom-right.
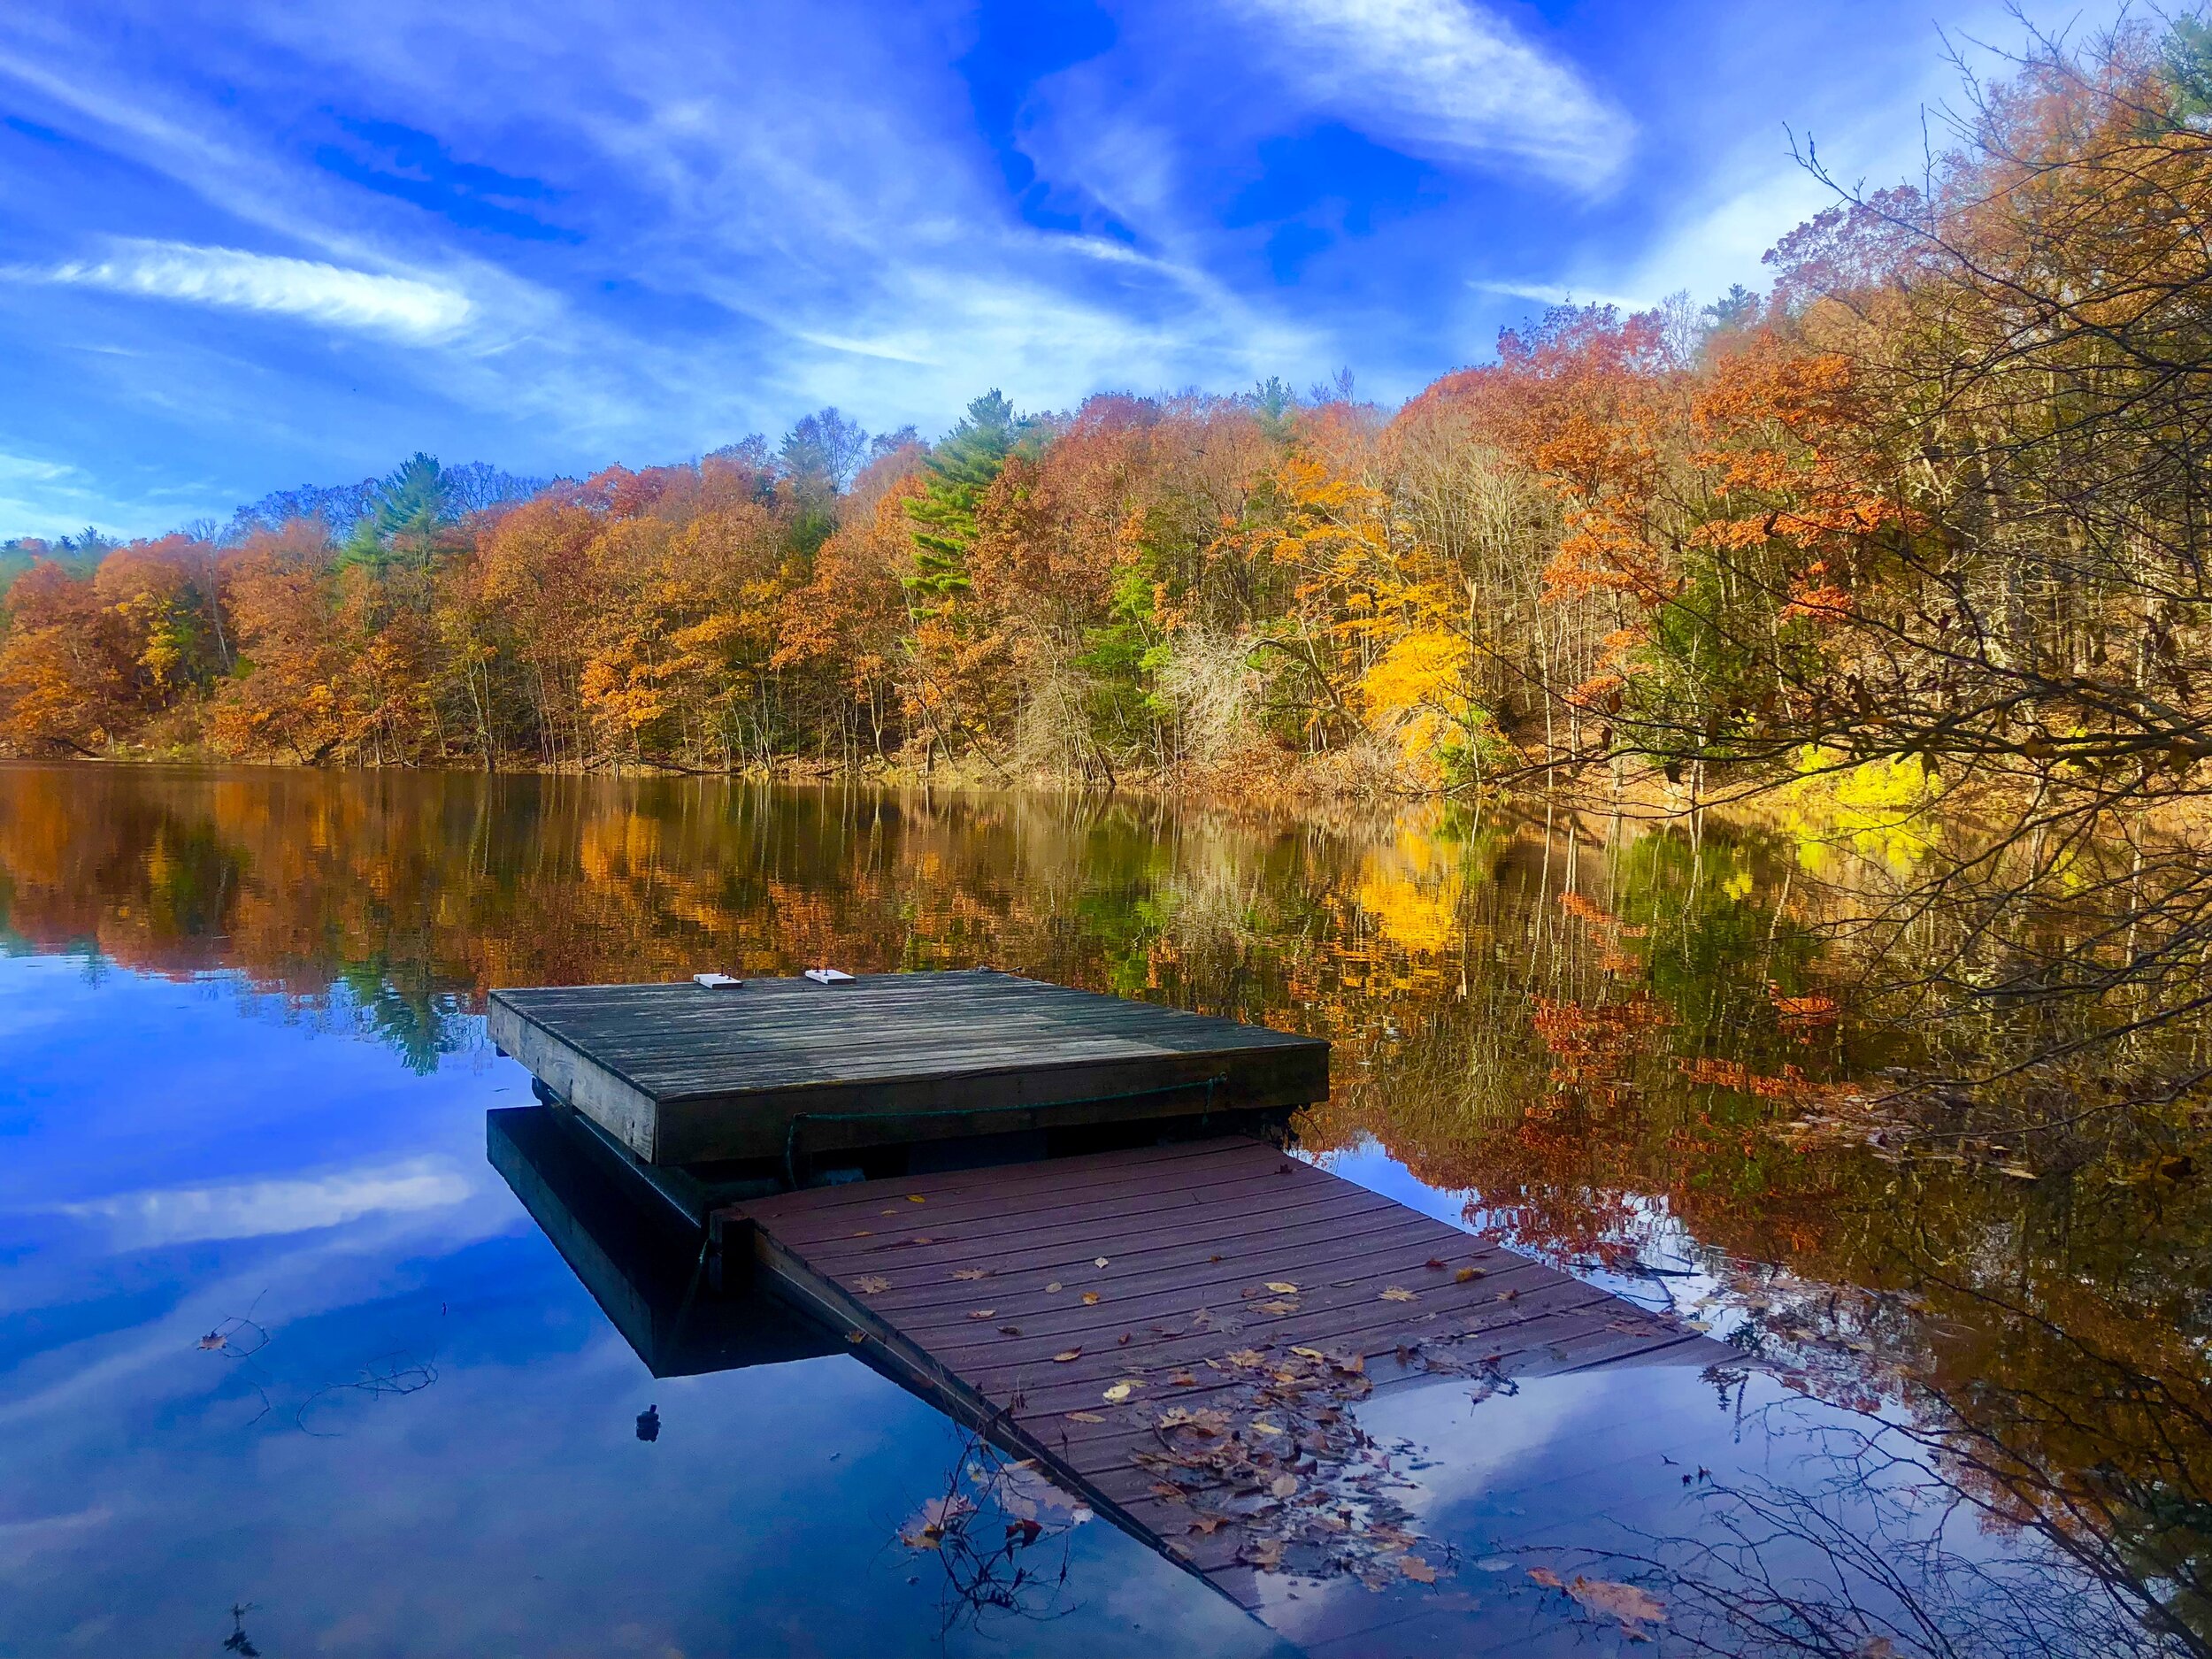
(0, 764), (2201, 1657)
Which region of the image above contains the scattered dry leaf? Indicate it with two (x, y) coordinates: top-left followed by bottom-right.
(1102, 1380), (1143, 1403)
(1425, 1257), (1448, 1270)
(1269, 1473), (1298, 1499)
(1045, 1281), (1064, 1293)
(998, 1325), (1021, 1336)
(906, 1194), (926, 1204)
(951, 1268), (990, 1280)
(1094, 1256), (1110, 1267)
(1052, 1348), (1083, 1363)
(1225, 1348), (1266, 1367)
(1248, 1419), (1284, 1436)
(1264, 1281), (1299, 1294)
(1528, 1566), (1564, 1588)
(966, 1309), (997, 1319)
(1379, 1286), (1417, 1303)
(1401, 1555), (1440, 1584)
(852, 1275), (891, 1294)
(850, 1229), (872, 1237)
(1188, 1512), (1230, 1535)
(1455, 1266), (1484, 1283)
(197, 1332), (226, 1351)
(1066, 1410), (1106, 1424)
(1081, 1291), (1102, 1306)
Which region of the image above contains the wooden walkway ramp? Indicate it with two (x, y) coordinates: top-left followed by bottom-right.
(715, 1135), (1729, 1608)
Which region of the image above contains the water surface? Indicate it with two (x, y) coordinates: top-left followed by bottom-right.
(0, 764), (2199, 1656)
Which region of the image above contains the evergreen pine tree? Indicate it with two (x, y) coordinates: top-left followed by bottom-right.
(904, 391), (1022, 607)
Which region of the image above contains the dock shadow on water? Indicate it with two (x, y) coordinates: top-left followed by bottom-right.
(1, 763), (2208, 1655)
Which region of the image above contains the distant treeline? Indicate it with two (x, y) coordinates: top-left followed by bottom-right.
(4, 22), (2208, 807)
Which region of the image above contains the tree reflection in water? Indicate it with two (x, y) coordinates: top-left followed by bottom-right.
(5, 762), (2209, 1652)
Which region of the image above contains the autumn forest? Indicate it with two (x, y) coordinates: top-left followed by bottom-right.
(0, 26), (2197, 818)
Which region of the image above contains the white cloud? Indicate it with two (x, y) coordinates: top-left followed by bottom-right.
(38, 241), (473, 340)
(1230, 0), (1631, 187)
(55, 1157), (473, 1248)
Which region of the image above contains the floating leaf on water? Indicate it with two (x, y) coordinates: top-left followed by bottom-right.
(1379, 1286), (1417, 1303)
(1264, 1281), (1299, 1294)
(1187, 1511), (1230, 1535)
(1052, 1348), (1083, 1363)
(897, 1494), (976, 1549)
(852, 1275), (892, 1294)
(1401, 1555), (1440, 1584)
(1528, 1566), (1564, 1588)
(1564, 1576), (1667, 1635)
(1243, 1537), (1285, 1569)
(1269, 1473), (1298, 1498)
(197, 1332), (226, 1351)
(1455, 1267), (1484, 1283)
(1066, 1410), (1106, 1423)
(951, 1268), (989, 1280)
(1081, 1292), (1102, 1306)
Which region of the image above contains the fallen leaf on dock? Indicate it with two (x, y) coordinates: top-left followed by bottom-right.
(850, 1230), (872, 1237)
(1270, 1473), (1298, 1498)
(1264, 1281), (1299, 1294)
(1066, 1410), (1106, 1423)
(1102, 1380), (1143, 1403)
(1169, 1371), (1197, 1385)
(1379, 1287), (1417, 1303)
(1081, 1291), (1102, 1305)
(1094, 1256), (1110, 1267)
(1188, 1512), (1230, 1535)
(1497, 1287), (1521, 1301)
(951, 1268), (990, 1280)
(1225, 1349), (1265, 1367)
(1248, 1419), (1283, 1436)
(1045, 1281), (1063, 1293)
(1425, 1258), (1448, 1271)
(998, 1325), (1022, 1336)
(966, 1309), (997, 1319)
(1255, 1298), (1298, 1315)
(1052, 1348), (1082, 1362)
(906, 1194), (926, 1204)
(1455, 1267), (1484, 1283)
(852, 1275), (892, 1294)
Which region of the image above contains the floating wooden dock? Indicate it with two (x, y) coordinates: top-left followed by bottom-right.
(712, 1136), (1730, 1609)
(489, 969), (1328, 1170)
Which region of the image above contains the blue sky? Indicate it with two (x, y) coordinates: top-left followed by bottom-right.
(0, 0), (2072, 539)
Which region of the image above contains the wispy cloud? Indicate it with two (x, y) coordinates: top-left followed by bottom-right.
(1230, 0), (1632, 188)
(1471, 278), (1651, 312)
(54, 1157), (472, 1248)
(36, 241), (473, 339)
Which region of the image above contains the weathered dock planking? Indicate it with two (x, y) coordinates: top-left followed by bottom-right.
(713, 1136), (1732, 1609)
(489, 969), (1328, 1168)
